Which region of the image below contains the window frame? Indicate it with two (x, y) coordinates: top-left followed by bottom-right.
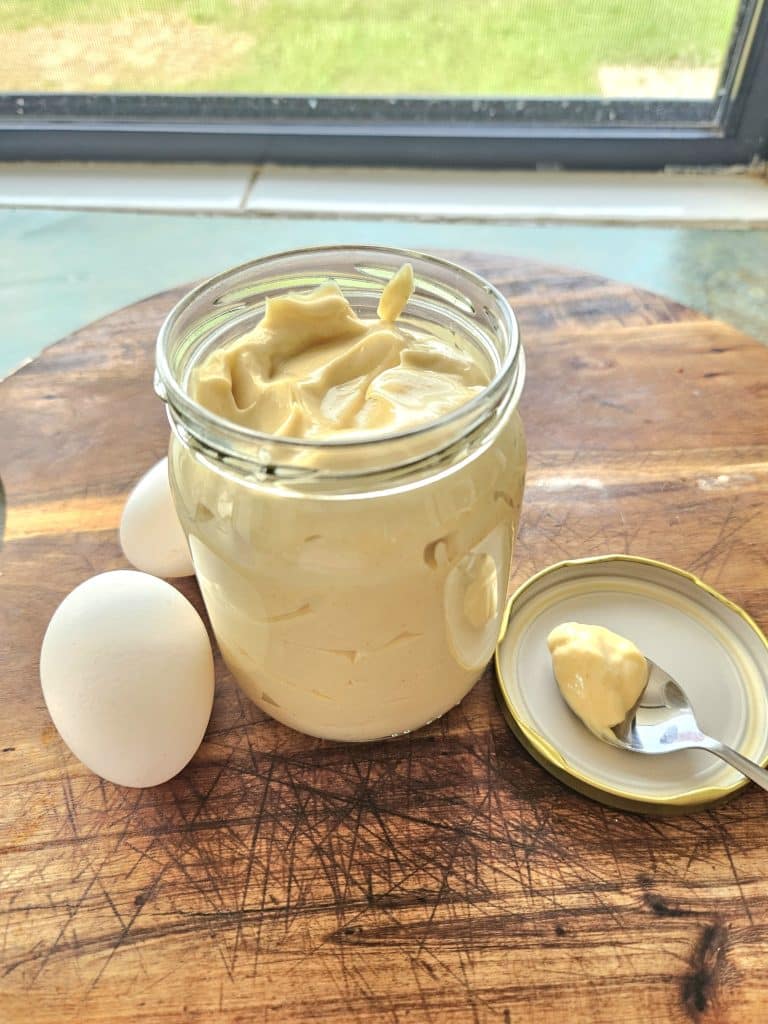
(0, 0), (766, 169)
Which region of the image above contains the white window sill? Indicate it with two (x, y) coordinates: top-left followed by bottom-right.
(0, 162), (766, 226)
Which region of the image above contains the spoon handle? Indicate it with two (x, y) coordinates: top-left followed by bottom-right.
(699, 738), (768, 793)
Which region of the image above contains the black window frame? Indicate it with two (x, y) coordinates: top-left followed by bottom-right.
(0, 0), (766, 169)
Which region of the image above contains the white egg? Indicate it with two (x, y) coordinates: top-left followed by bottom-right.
(120, 456), (194, 578)
(40, 571), (215, 788)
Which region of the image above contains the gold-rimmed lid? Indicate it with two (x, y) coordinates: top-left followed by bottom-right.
(495, 555), (768, 815)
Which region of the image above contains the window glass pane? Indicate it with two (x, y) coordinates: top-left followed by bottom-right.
(1, 0), (742, 100)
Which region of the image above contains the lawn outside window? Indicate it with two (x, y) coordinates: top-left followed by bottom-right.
(0, 0), (766, 168)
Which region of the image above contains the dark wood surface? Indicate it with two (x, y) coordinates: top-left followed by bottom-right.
(2, 253), (768, 1023)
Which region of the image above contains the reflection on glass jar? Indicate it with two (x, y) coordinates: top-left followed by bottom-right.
(156, 246), (526, 741)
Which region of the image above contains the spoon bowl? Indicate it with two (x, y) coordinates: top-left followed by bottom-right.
(592, 657), (768, 792)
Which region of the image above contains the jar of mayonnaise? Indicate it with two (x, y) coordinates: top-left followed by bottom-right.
(155, 246), (526, 741)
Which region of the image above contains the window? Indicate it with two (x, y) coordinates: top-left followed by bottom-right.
(0, 0), (766, 167)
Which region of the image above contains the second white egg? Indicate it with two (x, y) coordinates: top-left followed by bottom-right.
(120, 456), (194, 578)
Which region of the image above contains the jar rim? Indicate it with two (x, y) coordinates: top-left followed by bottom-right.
(155, 244), (523, 462)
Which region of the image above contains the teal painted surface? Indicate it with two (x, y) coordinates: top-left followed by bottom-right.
(2, 209), (767, 378)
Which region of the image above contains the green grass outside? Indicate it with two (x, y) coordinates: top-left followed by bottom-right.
(3, 0), (740, 95)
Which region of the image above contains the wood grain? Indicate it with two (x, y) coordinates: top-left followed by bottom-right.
(2, 252), (768, 1023)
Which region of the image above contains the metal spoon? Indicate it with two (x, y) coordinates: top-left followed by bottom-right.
(595, 657), (768, 792)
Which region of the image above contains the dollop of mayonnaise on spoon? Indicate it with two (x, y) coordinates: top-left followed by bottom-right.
(547, 622), (649, 735)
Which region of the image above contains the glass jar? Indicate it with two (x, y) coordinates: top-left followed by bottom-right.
(155, 246), (526, 741)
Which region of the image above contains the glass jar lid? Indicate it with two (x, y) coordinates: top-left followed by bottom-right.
(495, 554), (768, 815)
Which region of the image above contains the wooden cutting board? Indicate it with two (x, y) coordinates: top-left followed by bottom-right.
(2, 252), (768, 1023)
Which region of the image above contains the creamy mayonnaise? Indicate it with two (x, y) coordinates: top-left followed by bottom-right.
(172, 264), (526, 741)
(191, 262), (488, 439)
(547, 622), (648, 734)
